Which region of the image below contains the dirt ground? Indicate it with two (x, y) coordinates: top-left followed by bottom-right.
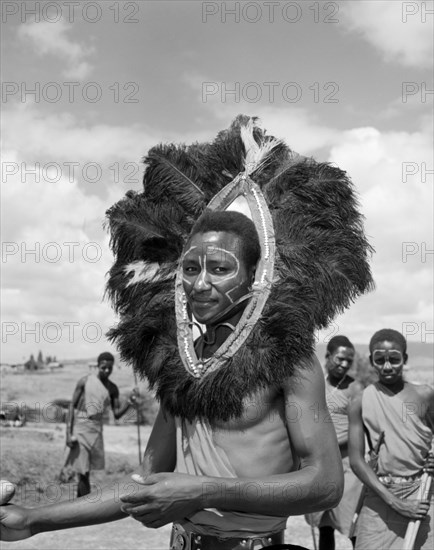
(0, 423), (353, 550)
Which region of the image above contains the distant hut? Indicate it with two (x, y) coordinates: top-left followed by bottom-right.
(48, 361), (63, 371)
(24, 354), (38, 371)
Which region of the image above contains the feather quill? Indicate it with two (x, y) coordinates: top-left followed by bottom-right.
(240, 118), (283, 176)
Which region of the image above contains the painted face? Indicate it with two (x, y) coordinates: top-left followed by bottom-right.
(326, 346), (355, 380)
(370, 340), (406, 385)
(98, 360), (113, 380)
(182, 231), (254, 325)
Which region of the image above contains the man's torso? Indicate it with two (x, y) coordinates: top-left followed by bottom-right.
(362, 381), (432, 476)
(210, 385), (297, 478)
(75, 375), (119, 418)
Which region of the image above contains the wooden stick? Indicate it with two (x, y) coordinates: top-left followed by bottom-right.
(348, 430), (385, 539)
(348, 486), (365, 540)
(133, 371), (142, 464)
(307, 516), (318, 550)
(402, 472), (432, 550)
(403, 439), (434, 550)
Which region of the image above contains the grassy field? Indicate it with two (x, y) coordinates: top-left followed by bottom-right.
(0, 361), (158, 426)
(1, 361), (147, 408)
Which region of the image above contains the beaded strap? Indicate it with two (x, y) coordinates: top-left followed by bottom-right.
(175, 174), (275, 378)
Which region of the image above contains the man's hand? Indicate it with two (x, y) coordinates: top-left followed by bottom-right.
(66, 434), (78, 449)
(0, 489), (33, 542)
(127, 388), (140, 407)
(388, 495), (431, 519)
(120, 472), (202, 529)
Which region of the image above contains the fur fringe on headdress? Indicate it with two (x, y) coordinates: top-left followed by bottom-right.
(106, 115), (374, 422)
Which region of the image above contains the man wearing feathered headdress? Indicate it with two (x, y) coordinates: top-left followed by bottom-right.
(0, 116), (374, 550)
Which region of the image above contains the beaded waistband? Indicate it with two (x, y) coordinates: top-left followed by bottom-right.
(170, 523), (284, 550)
(378, 473), (421, 485)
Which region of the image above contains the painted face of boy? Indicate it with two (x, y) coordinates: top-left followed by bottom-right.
(182, 231), (255, 325)
(370, 340), (407, 385)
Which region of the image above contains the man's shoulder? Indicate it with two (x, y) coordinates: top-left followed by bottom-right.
(361, 381), (377, 392)
(106, 379), (119, 397)
(347, 378), (364, 395)
(76, 375), (88, 387)
(281, 354), (324, 396)
(359, 382), (377, 401)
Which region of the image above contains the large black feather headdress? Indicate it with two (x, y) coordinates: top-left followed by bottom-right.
(106, 115), (374, 422)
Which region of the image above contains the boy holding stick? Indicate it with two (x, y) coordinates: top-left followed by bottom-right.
(348, 329), (434, 550)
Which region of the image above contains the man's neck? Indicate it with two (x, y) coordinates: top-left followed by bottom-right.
(379, 378), (405, 395)
(197, 305), (247, 359)
(198, 323), (236, 359)
(98, 374), (109, 387)
(327, 374), (350, 390)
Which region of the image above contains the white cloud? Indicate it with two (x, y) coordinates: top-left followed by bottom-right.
(3, 103), (150, 165)
(238, 106), (339, 155)
(327, 125), (433, 343)
(183, 78), (340, 154)
(63, 61), (94, 80)
(340, 1), (433, 68)
(329, 126), (433, 240)
(1, 145), (120, 362)
(2, 102), (228, 363)
(0, 101), (160, 363)
(17, 20), (95, 79)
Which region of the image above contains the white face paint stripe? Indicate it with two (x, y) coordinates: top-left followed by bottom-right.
(195, 253), (207, 288)
(182, 245), (198, 288)
(206, 247), (241, 303)
(183, 245), (198, 256)
(226, 280), (248, 301)
(181, 245), (242, 303)
(205, 246), (240, 275)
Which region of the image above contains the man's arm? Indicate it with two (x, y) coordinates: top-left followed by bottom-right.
(111, 386), (139, 421)
(121, 355), (344, 527)
(416, 385), (434, 473)
(66, 378), (85, 446)
(348, 393), (430, 520)
(0, 406), (176, 541)
(335, 379), (363, 448)
(138, 406), (177, 475)
(420, 384), (434, 433)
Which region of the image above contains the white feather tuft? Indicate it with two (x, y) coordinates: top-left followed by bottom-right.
(240, 119), (260, 174)
(240, 118), (282, 176)
(125, 261), (161, 286)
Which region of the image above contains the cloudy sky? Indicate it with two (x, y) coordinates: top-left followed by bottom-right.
(1, 0), (433, 363)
